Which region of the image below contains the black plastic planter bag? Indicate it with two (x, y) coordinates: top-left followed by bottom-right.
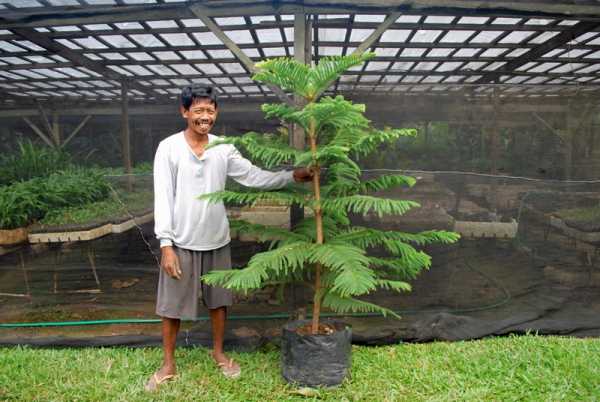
(281, 320), (352, 387)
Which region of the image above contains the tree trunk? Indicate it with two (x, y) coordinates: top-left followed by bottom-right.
(308, 118), (324, 335)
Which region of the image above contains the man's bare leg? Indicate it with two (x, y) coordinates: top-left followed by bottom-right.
(158, 317), (180, 376)
(210, 306), (228, 363)
(210, 306), (240, 375)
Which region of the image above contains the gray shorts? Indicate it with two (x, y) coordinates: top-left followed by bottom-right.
(156, 244), (233, 319)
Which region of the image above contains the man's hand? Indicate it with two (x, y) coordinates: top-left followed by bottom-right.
(293, 167), (314, 183)
(161, 246), (182, 280)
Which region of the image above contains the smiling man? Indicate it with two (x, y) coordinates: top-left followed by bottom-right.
(146, 84), (312, 391)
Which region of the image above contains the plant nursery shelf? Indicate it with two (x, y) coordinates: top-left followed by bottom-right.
(453, 220), (519, 239)
(28, 212), (154, 244)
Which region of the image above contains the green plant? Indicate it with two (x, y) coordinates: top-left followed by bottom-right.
(201, 53), (460, 334)
(0, 178), (47, 229)
(0, 140), (71, 186)
(0, 168), (112, 229)
(39, 190), (153, 226)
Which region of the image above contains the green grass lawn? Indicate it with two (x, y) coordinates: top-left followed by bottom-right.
(1, 335), (599, 401)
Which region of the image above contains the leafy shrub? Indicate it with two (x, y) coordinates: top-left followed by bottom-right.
(39, 190), (153, 226)
(0, 168), (111, 229)
(0, 140), (71, 186)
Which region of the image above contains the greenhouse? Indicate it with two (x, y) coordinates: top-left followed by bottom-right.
(1, 0), (600, 353)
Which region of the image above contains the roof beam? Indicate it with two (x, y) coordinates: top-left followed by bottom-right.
(4, 1), (600, 29)
(474, 20), (600, 84)
(351, 13), (401, 56)
(189, 4), (294, 106)
(62, 115), (92, 148)
(0, 20), (584, 42)
(22, 117), (55, 147)
(1, 93), (596, 118)
(10, 27), (155, 98)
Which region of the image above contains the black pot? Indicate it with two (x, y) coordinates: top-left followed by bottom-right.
(280, 319), (352, 387)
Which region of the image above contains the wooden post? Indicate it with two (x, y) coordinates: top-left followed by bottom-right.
(52, 112), (61, 147)
(423, 121), (430, 147)
(489, 89), (501, 215)
(290, 13), (311, 226)
(121, 80), (133, 191)
(287, 12), (312, 318)
(490, 91), (500, 176)
(291, 12), (309, 151)
(22, 117), (54, 147)
(62, 115), (92, 148)
(564, 99), (574, 181)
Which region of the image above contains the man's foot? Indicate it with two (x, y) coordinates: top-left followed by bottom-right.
(212, 352), (241, 379)
(144, 365), (177, 392)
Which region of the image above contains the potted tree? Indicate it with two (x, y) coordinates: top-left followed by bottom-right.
(202, 53), (460, 387)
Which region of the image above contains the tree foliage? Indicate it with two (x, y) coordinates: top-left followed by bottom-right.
(201, 53), (460, 329)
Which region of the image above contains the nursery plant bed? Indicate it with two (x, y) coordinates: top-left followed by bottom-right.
(28, 223), (113, 243)
(0, 227), (28, 246)
(453, 219), (519, 239)
(110, 209), (154, 234)
(549, 215), (600, 244)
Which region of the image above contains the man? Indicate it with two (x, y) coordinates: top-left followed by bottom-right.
(146, 83), (311, 391)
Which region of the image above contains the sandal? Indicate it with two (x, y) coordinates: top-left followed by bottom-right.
(144, 372), (176, 392)
(217, 359), (241, 379)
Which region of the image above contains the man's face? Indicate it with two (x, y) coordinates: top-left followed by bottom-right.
(181, 98), (218, 136)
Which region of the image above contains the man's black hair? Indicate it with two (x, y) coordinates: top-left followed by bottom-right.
(181, 83), (218, 110)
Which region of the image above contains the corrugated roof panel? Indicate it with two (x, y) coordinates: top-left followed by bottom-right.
(128, 52), (155, 61)
(380, 30), (411, 43)
(256, 29), (283, 43)
(160, 33), (196, 47)
(224, 30), (254, 45)
(153, 51), (180, 61)
(170, 64), (200, 75)
(147, 20), (178, 29)
(206, 49), (235, 58)
(214, 17), (246, 26)
(319, 28), (347, 42)
(349, 29), (374, 42)
(129, 34), (165, 47)
(440, 30), (476, 43)
(100, 35), (136, 48)
(411, 30), (443, 43)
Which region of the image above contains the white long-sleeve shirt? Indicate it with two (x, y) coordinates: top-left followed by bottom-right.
(154, 131), (294, 250)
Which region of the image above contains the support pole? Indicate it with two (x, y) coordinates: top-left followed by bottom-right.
(423, 121), (430, 146)
(288, 12), (312, 318)
(291, 12), (309, 151)
(22, 117), (54, 147)
(18, 250), (30, 297)
(87, 245), (101, 289)
(490, 91), (500, 176)
(564, 99), (574, 181)
(52, 112), (61, 147)
(489, 89), (501, 216)
(36, 101), (55, 145)
(350, 12), (401, 56)
(121, 80), (133, 191)
(62, 115), (92, 148)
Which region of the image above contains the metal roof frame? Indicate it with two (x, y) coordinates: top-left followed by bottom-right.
(0, 0), (599, 112)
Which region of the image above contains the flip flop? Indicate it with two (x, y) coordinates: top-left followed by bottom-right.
(217, 359), (241, 379)
(144, 372), (176, 392)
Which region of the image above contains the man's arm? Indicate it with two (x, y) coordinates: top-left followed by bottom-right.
(153, 142), (181, 279)
(226, 145), (311, 189)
